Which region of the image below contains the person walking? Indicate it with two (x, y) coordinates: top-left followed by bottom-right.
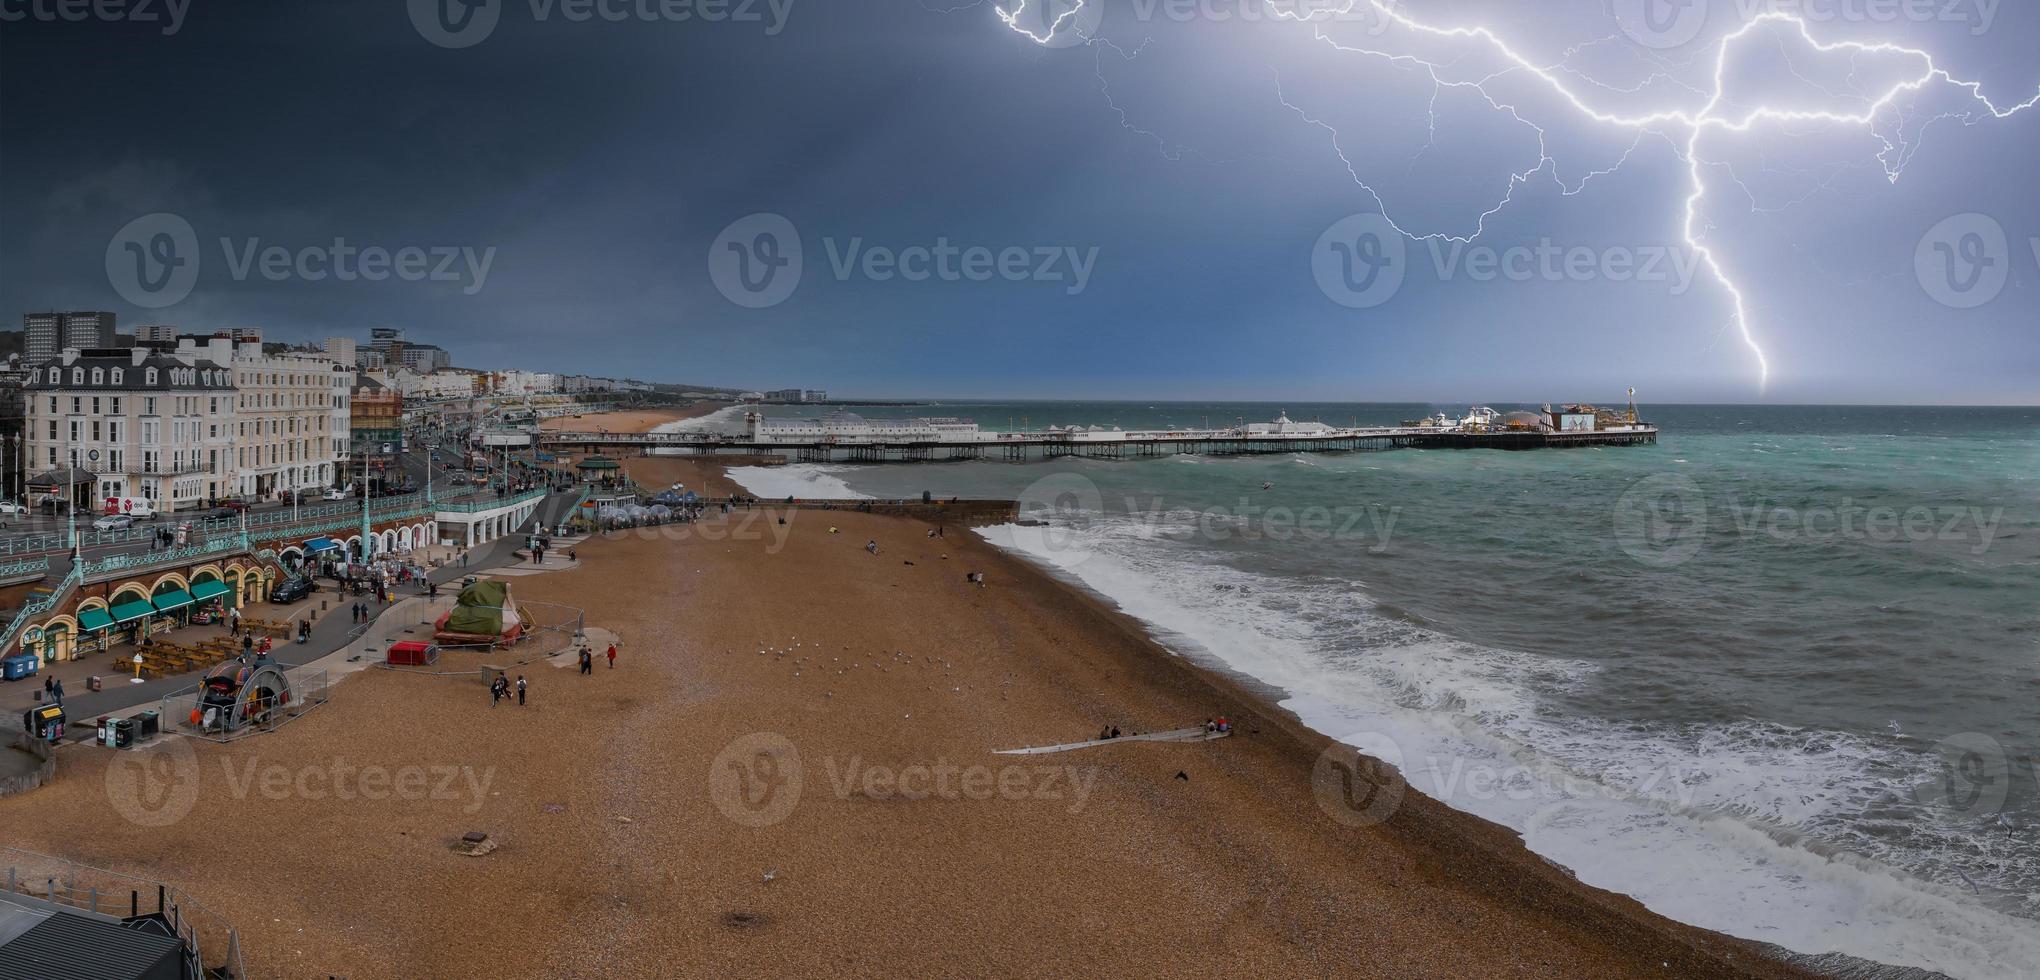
(489, 675), (505, 707)
(606, 643), (617, 670)
(229, 608), (241, 637)
(578, 647), (592, 675)
(49, 678), (63, 705)
(516, 675), (527, 706)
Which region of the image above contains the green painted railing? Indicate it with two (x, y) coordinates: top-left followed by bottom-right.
(0, 557), (51, 582)
(82, 534), (252, 581)
(1, 563), (82, 657)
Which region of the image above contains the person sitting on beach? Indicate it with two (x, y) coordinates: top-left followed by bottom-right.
(866, 540), (878, 555)
(1203, 718), (1216, 734)
(1109, 727), (1121, 739)
(1099, 726), (1112, 740)
(1216, 717), (1230, 733)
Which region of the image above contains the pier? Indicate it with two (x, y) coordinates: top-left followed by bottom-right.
(537, 421), (1658, 463)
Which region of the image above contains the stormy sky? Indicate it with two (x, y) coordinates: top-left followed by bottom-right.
(3, 0), (2036, 404)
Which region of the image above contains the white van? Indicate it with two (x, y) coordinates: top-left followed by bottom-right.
(103, 496), (157, 518)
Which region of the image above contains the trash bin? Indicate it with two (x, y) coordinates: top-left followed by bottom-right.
(97, 716), (115, 746)
(132, 710), (160, 742)
(87, 675), (104, 693)
(0, 654), (37, 681)
(109, 718), (134, 749)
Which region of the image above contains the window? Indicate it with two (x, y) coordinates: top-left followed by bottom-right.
(71, 368), (82, 385)
(143, 451), (159, 474)
(91, 421), (101, 441)
(46, 397), (55, 413)
(70, 397), (81, 414)
(91, 397), (100, 415)
(68, 422), (79, 442)
(144, 397), (157, 416)
(107, 450), (121, 472)
(108, 398), (121, 415)
(90, 368), (103, 385)
(110, 368), (123, 385)
(146, 368), (158, 385)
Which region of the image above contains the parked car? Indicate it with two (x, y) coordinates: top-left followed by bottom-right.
(212, 499), (250, 513)
(93, 514), (135, 531)
(206, 506), (240, 521)
(0, 501), (27, 518)
(268, 577), (315, 604)
(323, 485), (352, 501)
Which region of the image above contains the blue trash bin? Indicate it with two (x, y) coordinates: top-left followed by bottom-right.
(1, 654), (38, 681)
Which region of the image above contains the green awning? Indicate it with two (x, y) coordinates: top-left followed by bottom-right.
(190, 580), (229, 601)
(111, 600), (156, 623)
(78, 608), (114, 632)
(152, 589), (193, 612)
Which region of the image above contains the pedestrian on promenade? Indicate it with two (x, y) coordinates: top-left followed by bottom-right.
(578, 647), (593, 675)
(606, 643), (616, 669)
(490, 675), (506, 707)
(49, 679), (63, 704)
(42, 676), (53, 702)
(229, 609), (241, 636)
(516, 675), (527, 706)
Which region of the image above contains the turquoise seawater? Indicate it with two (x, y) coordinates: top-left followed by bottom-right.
(704, 402), (2040, 977)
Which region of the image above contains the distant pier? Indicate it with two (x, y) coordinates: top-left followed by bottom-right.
(538, 423), (1657, 463)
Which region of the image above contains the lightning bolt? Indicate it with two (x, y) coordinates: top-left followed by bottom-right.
(993, 1), (2040, 390)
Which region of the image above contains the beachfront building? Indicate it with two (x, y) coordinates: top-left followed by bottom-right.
(24, 348), (239, 513)
(390, 367), (480, 401)
(177, 336), (348, 500)
(350, 374), (404, 455)
(495, 370), (560, 395)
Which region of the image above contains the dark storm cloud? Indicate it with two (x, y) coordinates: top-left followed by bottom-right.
(3, 0), (2037, 402)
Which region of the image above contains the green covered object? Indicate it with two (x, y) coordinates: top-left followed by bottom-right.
(436, 579), (524, 642)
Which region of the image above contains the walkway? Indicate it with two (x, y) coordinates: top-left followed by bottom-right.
(26, 488), (585, 741)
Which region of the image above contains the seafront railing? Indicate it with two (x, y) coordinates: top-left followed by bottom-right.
(0, 563), (82, 657)
(434, 487), (547, 514)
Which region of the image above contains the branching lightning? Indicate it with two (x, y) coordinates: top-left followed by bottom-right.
(993, 0), (2040, 389)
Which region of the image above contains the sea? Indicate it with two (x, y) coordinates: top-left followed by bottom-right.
(671, 401), (2040, 979)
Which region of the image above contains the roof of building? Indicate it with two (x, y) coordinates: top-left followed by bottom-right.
(27, 350), (232, 391)
(0, 894), (183, 980)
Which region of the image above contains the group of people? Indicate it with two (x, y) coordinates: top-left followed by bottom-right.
(575, 643), (618, 675)
(489, 673), (528, 707)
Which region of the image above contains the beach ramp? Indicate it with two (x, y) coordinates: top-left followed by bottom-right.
(996, 727), (1229, 755)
